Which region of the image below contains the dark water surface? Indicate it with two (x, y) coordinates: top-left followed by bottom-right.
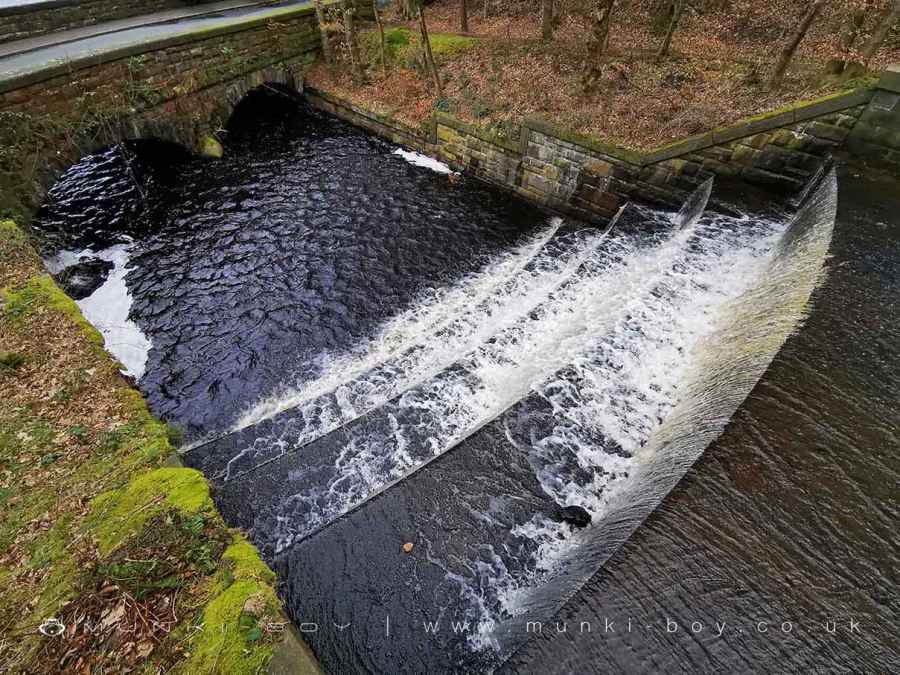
(34, 90), (899, 673)
(37, 91), (539, 436)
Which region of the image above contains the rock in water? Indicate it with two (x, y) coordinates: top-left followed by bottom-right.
(53, 258), (114, 300)
(555, 505), (592, 527)
(199, 134), (224, 159)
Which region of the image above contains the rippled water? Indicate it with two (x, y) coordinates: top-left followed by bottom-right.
(34, 89), (898, 673)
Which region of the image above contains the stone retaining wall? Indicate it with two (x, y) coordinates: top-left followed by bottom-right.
(308, 85), (881, 222)
(0, 0), (211, 45)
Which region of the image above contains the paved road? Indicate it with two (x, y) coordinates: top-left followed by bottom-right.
(0, 0), (313, 84)
(0, 0), (284, 58)
(0, 0), (45, 9)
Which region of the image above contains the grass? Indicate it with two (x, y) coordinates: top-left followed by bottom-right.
(363, 26), (477, 69)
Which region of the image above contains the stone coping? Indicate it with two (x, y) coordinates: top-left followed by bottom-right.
(305, 86), (429, 143)
(0, 0), (316, 93)
(306, 83), (883, 168)
(880, 64), (900, 94)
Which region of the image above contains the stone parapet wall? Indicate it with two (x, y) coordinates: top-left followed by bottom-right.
(0, 0), (205, 45)
(307, 85), (879, 222)
(0, 15), (320, 118)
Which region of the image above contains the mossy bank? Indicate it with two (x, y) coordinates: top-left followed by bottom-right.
(0, 219), (317, 673)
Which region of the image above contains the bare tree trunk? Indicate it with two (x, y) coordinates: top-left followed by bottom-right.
(582, 0), (615, 93)
(314, 0), (333, 65)
(541, 0), (554, 41)
(342, 0), (364, 81)
(419, 6), (444, 98)
(846, 0), (900, 74)
(768, 0), (825, 90)
(656, 0), (685, 61)
(373, 0), (386, 75)
(461, 0), (469, 33)
(827, 2), (872, 74)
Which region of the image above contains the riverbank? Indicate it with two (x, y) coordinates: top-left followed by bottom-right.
(0, 219), (317, 672)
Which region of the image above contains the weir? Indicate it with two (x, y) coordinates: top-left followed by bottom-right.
(176, 167), (835, 671)
(33, 95), (840, 672)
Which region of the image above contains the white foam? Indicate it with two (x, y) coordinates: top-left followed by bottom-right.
(393, 148), (455, 175)
(422, 215), (786, 644)
(46, 243), (152, 379)
(233, 219), (563, 430)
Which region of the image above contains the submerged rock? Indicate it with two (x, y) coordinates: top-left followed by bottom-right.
(199, 134), (224, 159)
(553, 505), (592, 528)
(53, 258), (114, 300)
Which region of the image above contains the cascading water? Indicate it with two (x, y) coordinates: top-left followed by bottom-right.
(258, 176), (832, 674)
(33, 93), (850, 674)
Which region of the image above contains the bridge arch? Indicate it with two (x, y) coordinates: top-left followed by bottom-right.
(0, 1), (323, 223)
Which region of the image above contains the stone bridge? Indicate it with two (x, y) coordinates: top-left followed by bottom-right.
(0, 0), (350, 219)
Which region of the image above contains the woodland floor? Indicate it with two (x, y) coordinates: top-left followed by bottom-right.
(307, 0), (900, 150)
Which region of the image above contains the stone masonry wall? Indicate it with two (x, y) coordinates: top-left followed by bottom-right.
(0, 0), (207, 45)
(307, 85), (881, 223)
(846, 65), (900, 169)
(0, 6), (322, 218)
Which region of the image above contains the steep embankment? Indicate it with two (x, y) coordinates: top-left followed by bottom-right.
(0, 220), (317, 673)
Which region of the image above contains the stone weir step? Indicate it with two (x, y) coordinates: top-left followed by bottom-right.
(182, 193), (717, 561)
(181, 217), (590, 484)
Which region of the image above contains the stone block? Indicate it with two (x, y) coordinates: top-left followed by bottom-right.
(745, 132), (772, 150)
(741, 167), (802, 190)
(769, 128), (808, 150)
(580, 158), (612, 177)
(792, 88), (874, 123)
(730, 144), (760, 164)
(700, 158), (740, 177)
(805, 121), (848, 143)
(877, 65), (900, 95)
(521, 171), (555, 197)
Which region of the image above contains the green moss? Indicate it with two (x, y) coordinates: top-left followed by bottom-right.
(0, 486), (55, 552)
(87, 468), (213, 555)
(177, 580), (276, 674)
(0, 219), (27, 245)
(171, 532), (283, 673)
(223, 536), (276, 585)
(428, 33), (477, 57)
(363, 28), (477, 71)
(0, 414), (56, 461)
(199, 134), (224, 159)
(29, 555), (78, 622)
(28, 514), (73, 570)
(2, 275), (104, 346)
